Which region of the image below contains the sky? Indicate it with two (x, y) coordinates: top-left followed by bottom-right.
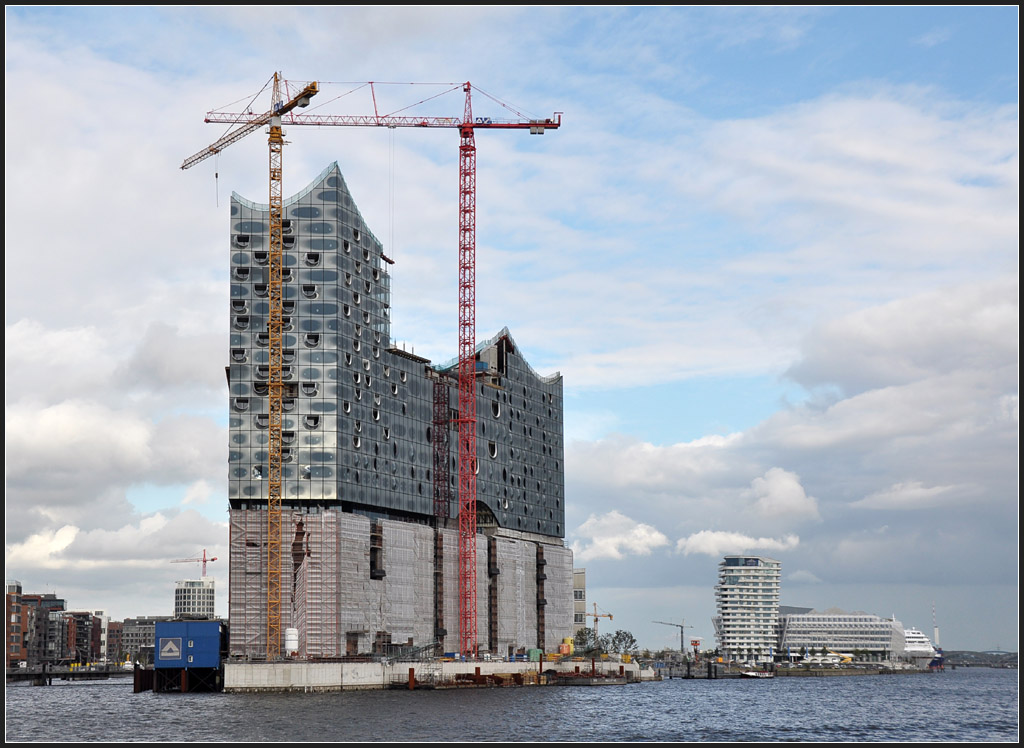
(4, 7), (1018, 652)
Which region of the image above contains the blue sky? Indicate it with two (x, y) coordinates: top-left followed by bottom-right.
(5, 6), (1018, 652)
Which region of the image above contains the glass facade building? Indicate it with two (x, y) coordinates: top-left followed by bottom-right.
(227, 163), (564, 535)
(226, 163), (569, 656)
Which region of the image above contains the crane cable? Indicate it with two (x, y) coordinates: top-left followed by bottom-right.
(389, 126), (397, 275)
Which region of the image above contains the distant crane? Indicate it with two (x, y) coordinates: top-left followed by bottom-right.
(183, 74), (560, 658)
(588, 603), (614, 639)
(653, 619), (693, 653)
(171, 549), (218, 578)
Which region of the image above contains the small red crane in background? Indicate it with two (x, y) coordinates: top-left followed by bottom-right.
(171, 549), (218, 578)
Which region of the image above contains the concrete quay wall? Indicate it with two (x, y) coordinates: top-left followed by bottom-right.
(224, 659), (644, 693)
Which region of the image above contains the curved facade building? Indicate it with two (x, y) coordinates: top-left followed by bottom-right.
(777, 608), (904, 661)
(226, 163), (571, 657)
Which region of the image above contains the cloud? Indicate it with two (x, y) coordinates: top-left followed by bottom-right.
(114, 322), (224, 392)
(676, 530), (800, 557)
(787, 569), (822, 584)
(674, 91), (1017, 305)
(851, 481), (958, 510)
(5, 400), (154, 493)
(5, 402), (223, 504)
(567, 432), (744, 498)
(182, 480), (215, 506)
(571, 510), (670, 561)
(787, 279), (1019, 396)
(747, 467), (820, 521)
(5, 526), (80, 568)
(913, 27), (952, 48)
(5, 511), (226, 570)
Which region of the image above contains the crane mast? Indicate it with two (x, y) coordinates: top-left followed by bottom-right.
(184, 76), (559, 658)
(265, 74), (285, 659)
(266, 74), (319, 659)
(653, 619), (693, 654)
(456, 84), (479, 657)
(588, 603), (613, 638)
(183, 73), (317, 658)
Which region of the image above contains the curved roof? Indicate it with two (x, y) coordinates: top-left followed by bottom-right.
(231, 162), (383, 249)
(434, 326), (561, 385)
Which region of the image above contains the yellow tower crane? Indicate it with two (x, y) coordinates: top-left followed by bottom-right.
(587, 603), (613, 639)
(182, 73), (318, 658)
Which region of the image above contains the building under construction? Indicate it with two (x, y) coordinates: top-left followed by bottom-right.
(227, 163), (572, 658)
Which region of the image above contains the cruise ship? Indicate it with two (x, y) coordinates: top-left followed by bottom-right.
(902, 627), (938, 667)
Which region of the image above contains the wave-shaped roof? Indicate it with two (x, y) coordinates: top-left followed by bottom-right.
(434, 326), (561, 385)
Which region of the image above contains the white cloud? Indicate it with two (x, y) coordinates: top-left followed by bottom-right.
(5, 526), (80, 568)
(787, 279), (1018, 396)
(567, 432), (743, 498)
(115, 322), (224, 392)
(571, 510), (670, 561)
(5, 512), (227, 569)
(747, 467), (820, 521)
(5, 400), (154, 486)
(913, 27), (952, 48)
(786, 569), (822, 584)
(676, 530), (800, 557)
(182, 480), (215, 506)
(852, 481), (958, 510)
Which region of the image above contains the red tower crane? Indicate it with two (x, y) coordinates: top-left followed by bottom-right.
(183, 75), (561, 658)
(171, 549), (218, 578)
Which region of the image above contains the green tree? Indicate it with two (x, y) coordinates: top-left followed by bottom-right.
(608, 629), (639, 655)
(573, 627), (599, 652)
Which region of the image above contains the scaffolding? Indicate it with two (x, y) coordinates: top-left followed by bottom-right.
(229, 509), (267, 657)
(292, 511), (341, 658)
(229, 509), (570, 659)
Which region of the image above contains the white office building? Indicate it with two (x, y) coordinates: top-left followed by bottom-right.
(713, 555), (781, 664)
(777, 607), (904, 661)
(174, 579), (216, 619)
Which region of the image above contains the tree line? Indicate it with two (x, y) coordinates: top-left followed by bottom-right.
(573, 627), (638, 656)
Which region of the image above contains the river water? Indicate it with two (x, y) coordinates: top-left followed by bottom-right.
(5, 667), (1017, 742)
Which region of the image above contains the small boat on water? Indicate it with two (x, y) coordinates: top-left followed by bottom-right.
(741, 670), (774, 679)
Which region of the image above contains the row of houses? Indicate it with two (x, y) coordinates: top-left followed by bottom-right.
(5, 580), (215, 668)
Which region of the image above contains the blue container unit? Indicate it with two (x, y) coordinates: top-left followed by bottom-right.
(154, 621), (223, 670)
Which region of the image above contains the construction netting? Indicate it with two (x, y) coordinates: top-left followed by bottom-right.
(495, 538), (538, 654)
(229, 509), (573, 659)
(541, 544), (573, 652)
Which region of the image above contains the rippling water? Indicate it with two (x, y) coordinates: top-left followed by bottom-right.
(5, 667), (1018, 742)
